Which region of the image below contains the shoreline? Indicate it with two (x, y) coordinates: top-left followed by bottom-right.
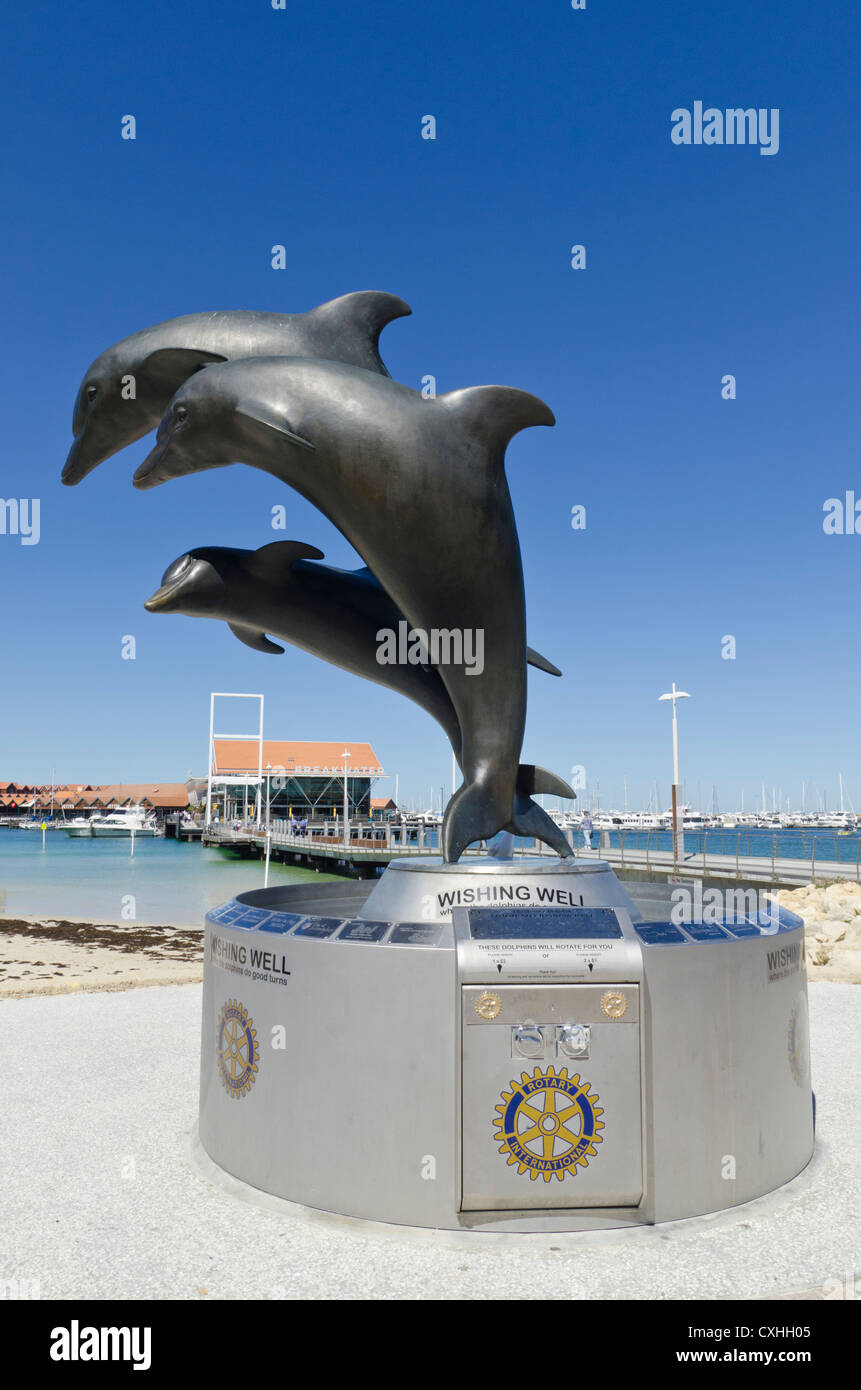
(0, 916), (203, 999)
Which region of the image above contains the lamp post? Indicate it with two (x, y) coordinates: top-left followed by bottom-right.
(342, 748), (351, 847)
(659, 683), (691, 866)
(263, 763), (273, 887)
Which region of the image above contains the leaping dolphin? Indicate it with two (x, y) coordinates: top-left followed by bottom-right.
(144, 539), (568, 805)
(62, 291), (410, 485)
(133, 358), (576, 861)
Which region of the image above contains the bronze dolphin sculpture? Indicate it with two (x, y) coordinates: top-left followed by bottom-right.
(62, 291), (410, 484)
(144, 541), (569, 823)
(133, 358), (575, 861)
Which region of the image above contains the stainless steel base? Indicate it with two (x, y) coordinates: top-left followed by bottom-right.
(198, 857), (814, 1231)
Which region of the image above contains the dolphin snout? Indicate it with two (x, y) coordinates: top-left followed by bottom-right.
(133, 440), (172, 490)
(62, 434), (96, 486)
(144, 585), (173, 612)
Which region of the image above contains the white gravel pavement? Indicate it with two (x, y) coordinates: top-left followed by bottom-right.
(1, 982), (858, 1300)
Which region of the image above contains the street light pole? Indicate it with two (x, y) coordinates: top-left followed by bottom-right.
(342, 748), (351, 848)
(659, 682), (691, 866)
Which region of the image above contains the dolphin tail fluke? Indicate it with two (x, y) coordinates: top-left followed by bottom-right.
(441, 773), (577, 863)
(441, 385), (555, 458)
(526, 646), (562, 677)
(517, 764), (576, 801)
(509, 796), (576, 859)
(441, 783), (504, 863)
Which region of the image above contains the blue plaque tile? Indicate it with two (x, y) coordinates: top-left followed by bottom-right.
(467, 907), (622, 940)
(721, 919), (762, 939)
(633, 922), (689, 945)
(682, 921), (731, 943)
(207, 901), (249, 927)
(776, 907), (804, 931)
(293, 917), (343, 939)
(337, 919), (391, 942)
(258, 912), (306, 934)
(389, 923), (442, 946)
(207, 899), (240, 923)
(232, 906), (276, 930)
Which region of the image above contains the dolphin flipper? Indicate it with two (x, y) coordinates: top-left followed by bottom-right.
(228, 622), (284, 654)
(526, 647), (562, 677)
(139, 347), (227, 383)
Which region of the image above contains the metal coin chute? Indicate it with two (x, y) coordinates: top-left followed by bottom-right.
(512, 1024), (545, 1059)
(558, 1024), (590, 1059)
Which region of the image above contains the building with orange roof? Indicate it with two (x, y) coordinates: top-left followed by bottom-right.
(210, 739), (384, 821)
(0, 781), (191, 821)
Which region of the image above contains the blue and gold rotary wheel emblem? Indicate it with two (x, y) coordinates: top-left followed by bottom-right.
(217, 998), (259, 1099)
(493, 1065), (604, 1182)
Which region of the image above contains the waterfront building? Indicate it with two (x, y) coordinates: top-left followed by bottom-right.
(209, 739), (384, 822)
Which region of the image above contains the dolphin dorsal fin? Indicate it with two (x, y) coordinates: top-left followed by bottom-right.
(227, 622), (284, 654)
(309, 292), (412, 376)
(248, 540), (325, 580)
(441, 386), (555, 455)
(527, 646), (562, 677)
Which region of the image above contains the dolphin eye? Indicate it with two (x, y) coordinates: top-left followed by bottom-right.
(174, 405), (188, 424)
(161, 554), (192, 586)
(86, 385), (98, 402)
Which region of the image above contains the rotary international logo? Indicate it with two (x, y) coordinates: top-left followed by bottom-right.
(493, 1065), (604, 1183)
(217, 998), (259, 1099)
(601, 990), (627, 1019)
(475, 990), (502, 1020)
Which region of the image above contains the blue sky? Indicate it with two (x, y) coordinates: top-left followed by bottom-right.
(2, 0), (859, 813)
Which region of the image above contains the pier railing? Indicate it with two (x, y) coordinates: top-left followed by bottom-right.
(571, 827), (861, 883)
(200, 818), (861, 884)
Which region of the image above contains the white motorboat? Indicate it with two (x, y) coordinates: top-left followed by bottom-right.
(89, 807), (159, 838)
(64, 817), (96, 837)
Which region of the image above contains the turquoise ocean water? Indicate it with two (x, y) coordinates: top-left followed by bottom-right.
(0, 828), (340, 927)
(2, 824), (860, 929)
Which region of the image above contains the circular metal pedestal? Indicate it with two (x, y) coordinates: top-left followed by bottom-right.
(198, 858), (814, 1232)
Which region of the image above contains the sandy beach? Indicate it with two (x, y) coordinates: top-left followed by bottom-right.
(0, 915), (203, 998)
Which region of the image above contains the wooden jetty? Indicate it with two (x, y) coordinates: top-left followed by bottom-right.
(199, 819), (861, 886)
